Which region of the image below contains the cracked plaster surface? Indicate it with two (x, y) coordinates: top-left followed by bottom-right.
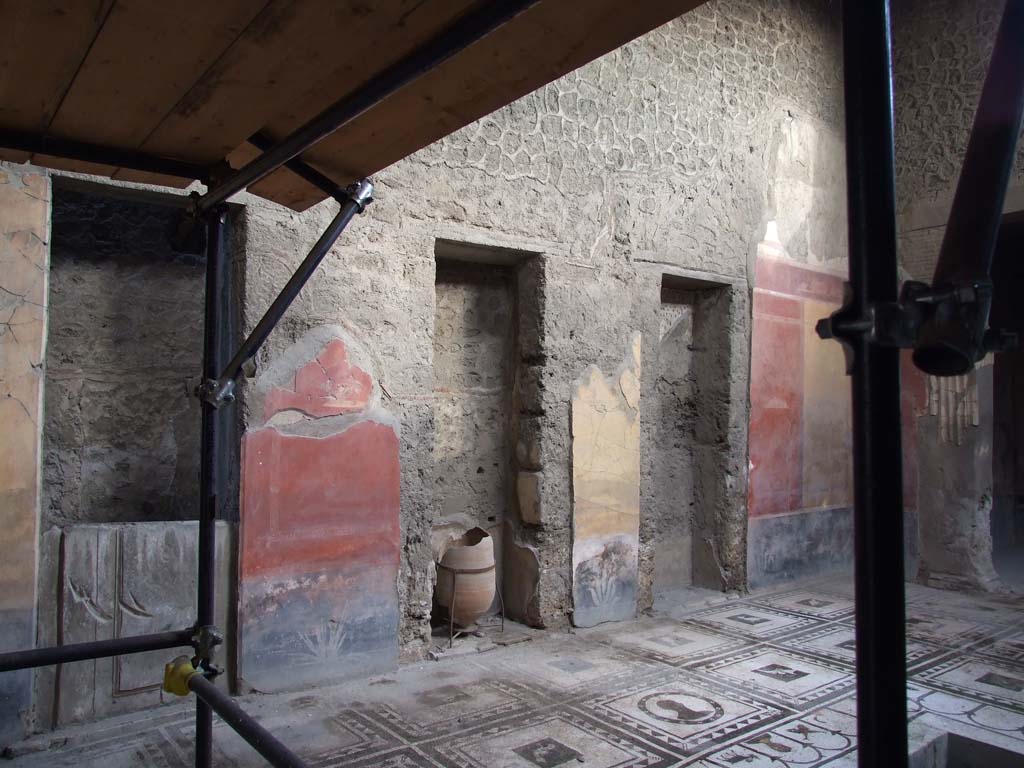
(0, 168), (49, 615)
(0, 167), (49, 746)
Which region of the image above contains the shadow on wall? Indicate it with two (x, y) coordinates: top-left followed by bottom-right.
(991, 214), (1024, 590)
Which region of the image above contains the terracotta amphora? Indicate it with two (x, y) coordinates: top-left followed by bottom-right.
(436, 527), (496, 628)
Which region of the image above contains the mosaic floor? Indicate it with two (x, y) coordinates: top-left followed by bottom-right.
(8, 575), (1024, 767)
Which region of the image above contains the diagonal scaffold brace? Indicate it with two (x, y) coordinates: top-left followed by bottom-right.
(164, 656), (307, 768)
(195, 179), (373, 410)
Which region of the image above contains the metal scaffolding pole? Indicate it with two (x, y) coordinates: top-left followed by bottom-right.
(194, 207), (231, 768)
(196, 180), (372, 408)
(913, 0), (1024, 375)
(189, 674), (308, 768)
(0, 630), (195, 673)
(17, 2), (1022, 766)
(840, 1), (908, 765)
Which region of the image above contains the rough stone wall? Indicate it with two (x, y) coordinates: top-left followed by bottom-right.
(229, 0), (844, 652)
(43, 185), (205, 526)
(894, 0), (1023, 279)
(0, 0), (846, 689)
(651, 288), (696, 593)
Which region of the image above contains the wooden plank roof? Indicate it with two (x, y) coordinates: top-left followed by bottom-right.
(0, 0), (702, 211)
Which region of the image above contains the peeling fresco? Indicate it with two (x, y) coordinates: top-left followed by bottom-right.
(239, 328), (400, 692)
(746, 251), (927, 586)
(571, 333), (642, 627)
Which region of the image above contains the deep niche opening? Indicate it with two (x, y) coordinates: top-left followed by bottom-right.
(652, 273), (733, 597)
(43, 180), (240, 527)
(430, 238), (542, 641)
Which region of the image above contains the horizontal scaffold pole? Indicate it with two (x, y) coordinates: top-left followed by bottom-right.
(0, 629), (196, 673)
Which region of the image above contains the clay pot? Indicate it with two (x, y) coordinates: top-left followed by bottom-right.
(436, 527), (496, 628)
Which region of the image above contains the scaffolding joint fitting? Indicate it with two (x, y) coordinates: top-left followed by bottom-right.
(195, 377), (235, 407)
(192, 625), (224, 661)
(345, 179), (374, 213)
(163, 654), (199, 697)
(815, 278), (1017, 376)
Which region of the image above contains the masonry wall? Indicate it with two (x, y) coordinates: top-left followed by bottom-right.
(651, 285), (697, 593)
(233, 0), (846, 655)
(432, 259), (515, 600)
(25, 183), (242, 730)
(893, 0), (1024, 283)
(0, 1), (852, 735)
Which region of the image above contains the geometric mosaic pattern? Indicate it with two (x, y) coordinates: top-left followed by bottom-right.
(9, 576), (1024, 767)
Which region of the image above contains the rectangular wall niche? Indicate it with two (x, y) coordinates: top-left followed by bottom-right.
(652, 274), (733, 594)
(653, 282), (696, 592)
(44, 181), (239, 526)
(431, 239), (543, 625)
(36, 180), (239, 726)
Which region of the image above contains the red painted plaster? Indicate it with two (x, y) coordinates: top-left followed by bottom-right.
(748, 290), (804, 517)
(240, 421), (400, 580)
(263, 339), (373, 421)
(756, 256), (845, 303)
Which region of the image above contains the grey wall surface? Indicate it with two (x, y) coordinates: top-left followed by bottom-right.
(747, 506), (853, 589)
(43, 184), (205, 527)
(12, 0), (847, 684)
(0, 0), (858, 744)
(228, 0), (845, 652)
(893, 0), (1024, 280)
(892, 0), (1018, 590)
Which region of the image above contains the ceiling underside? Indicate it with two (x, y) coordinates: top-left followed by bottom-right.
(0, 0), (702, 211)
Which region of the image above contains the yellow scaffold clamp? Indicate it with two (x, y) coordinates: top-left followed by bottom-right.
(163, 655), (199, 697)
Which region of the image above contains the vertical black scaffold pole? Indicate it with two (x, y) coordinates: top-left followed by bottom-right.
(196, 207), (230, 768)
(841, 1), (909, 765)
